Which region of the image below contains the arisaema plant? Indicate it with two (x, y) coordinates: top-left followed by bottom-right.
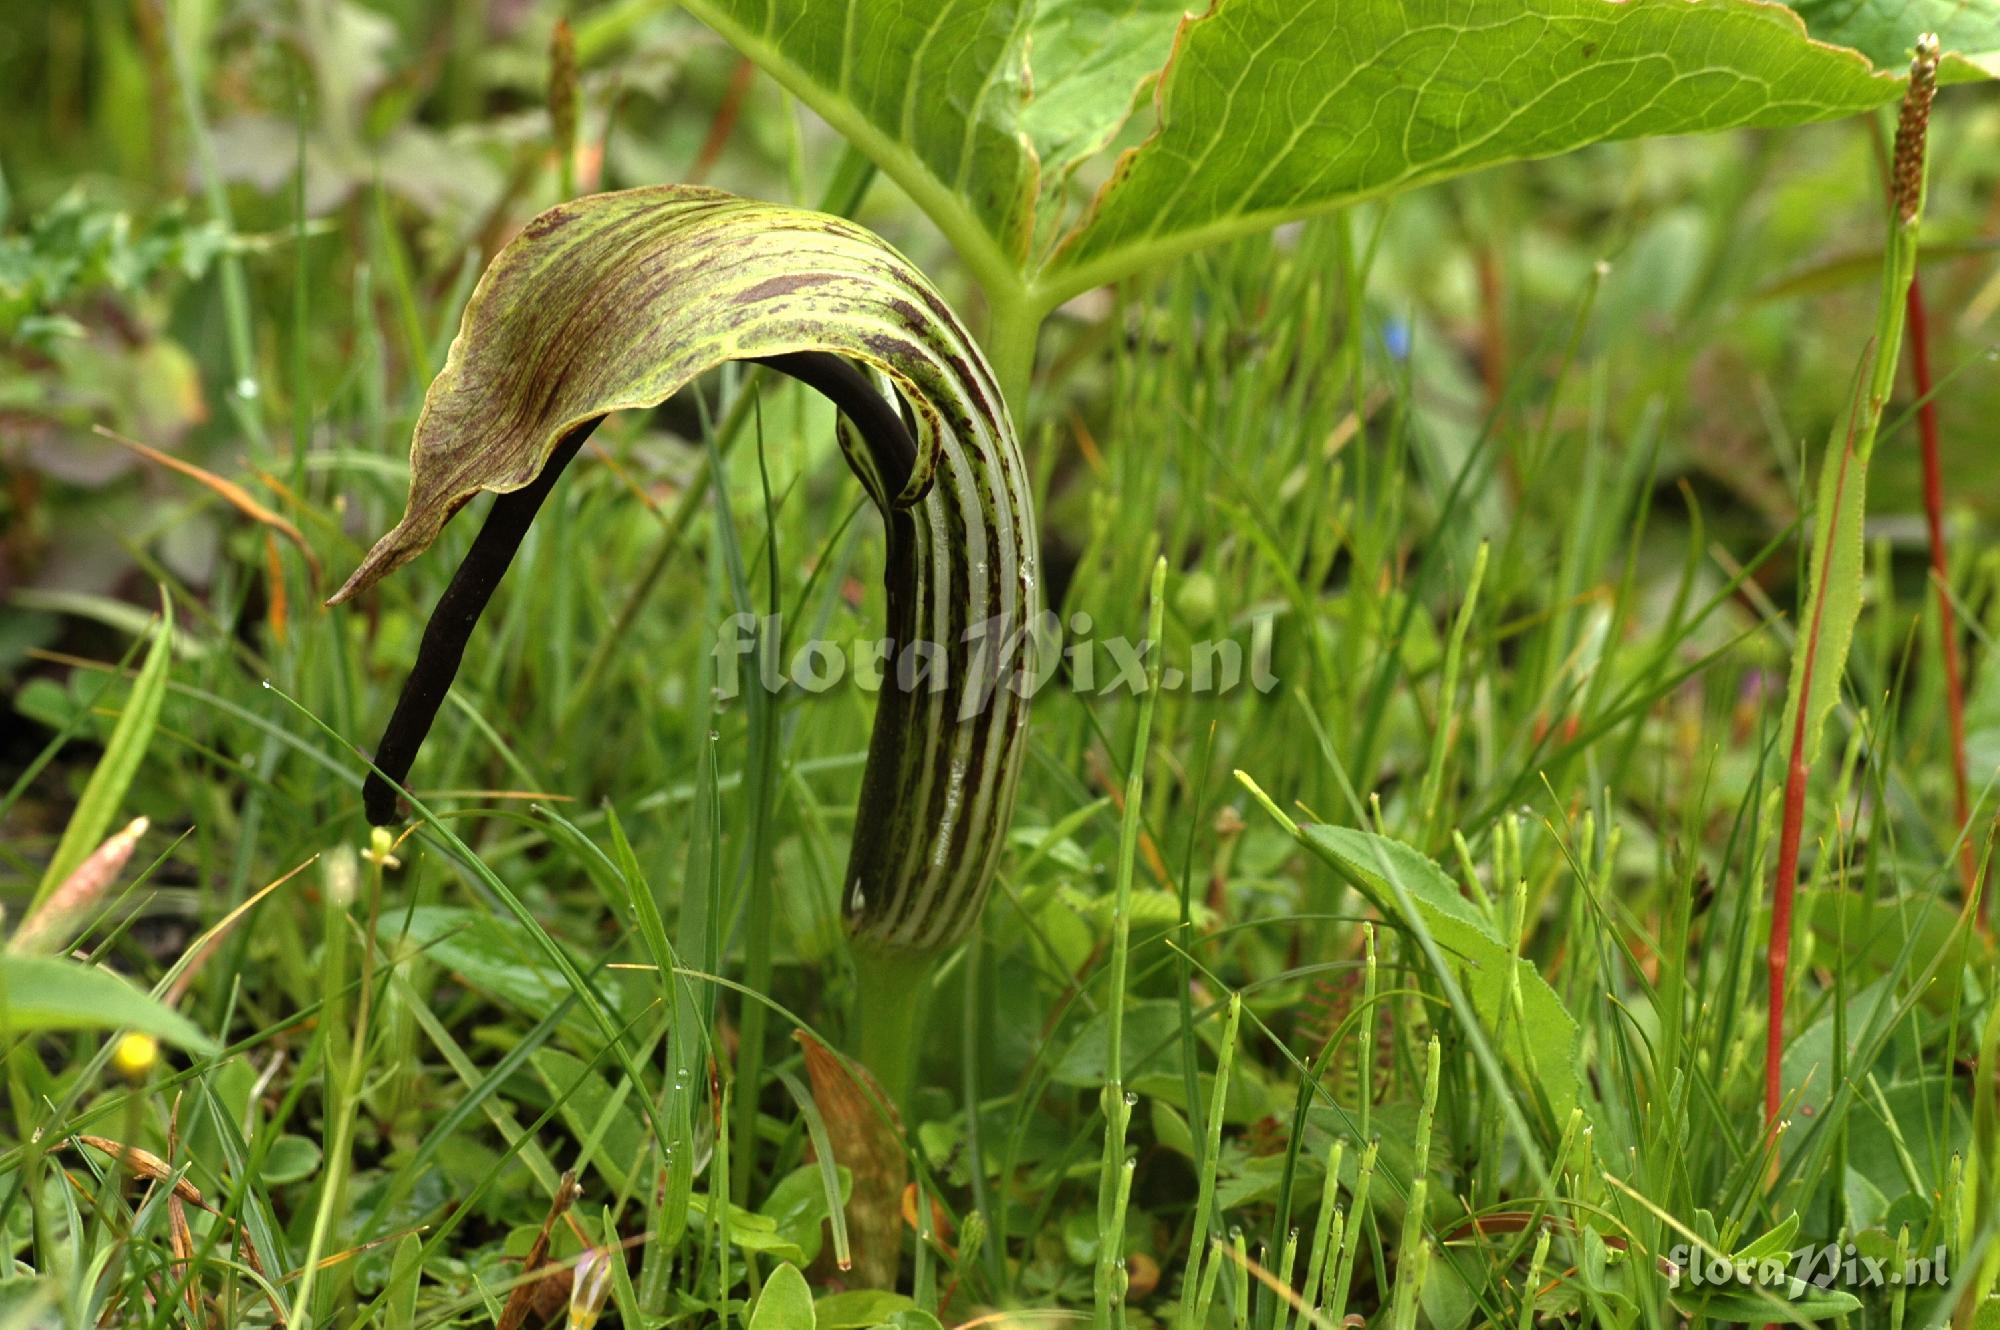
(328, 186), (1040, 1108)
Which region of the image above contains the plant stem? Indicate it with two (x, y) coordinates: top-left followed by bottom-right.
(1905, 272), (1977, 902)
(1766, 45), (1935, 1132)
(983, 283), (1044, 429)
(850, 939), (935, 1111)
(1095, 557), (1168, 1329)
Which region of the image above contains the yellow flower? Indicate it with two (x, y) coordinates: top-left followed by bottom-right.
(112, 1033), (159, 1080)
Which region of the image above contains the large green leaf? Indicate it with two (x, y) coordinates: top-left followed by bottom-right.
(1044, 0), (1904, 298)
(0, 952), (217, 1052)
(1018, 0), (1187, 193)
(683, 0), (1914, 314)
(1790, 0), (2000, 77)
(1300, 826), (1580, 1120)
(679, 0), (1041, 281)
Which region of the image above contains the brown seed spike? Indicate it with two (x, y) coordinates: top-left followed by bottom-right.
(1893, 33), (1941, 225)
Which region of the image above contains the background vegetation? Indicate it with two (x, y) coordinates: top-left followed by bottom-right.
(2, 2), (1998, 1327)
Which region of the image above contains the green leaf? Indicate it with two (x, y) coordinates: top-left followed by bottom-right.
(687, 0), (1917, 319)
(387, 906), (581, 1016)
(1777, 369), (1870, 776)
(1789, 0), (2000, 77)
(766, 1163), (852, 1266)
(259, 1134), (324, 1185)
(0, 952), (216, 1052)
(678, 0), (1039, 282)
(527, 1048), (647, 1192)
(1734, 1212), (1802, 1262)
(32, 590), (172, 909)
(881, 1310), (947, 1330)
(1019, 0), (1188, 192)
(1044, 0), (1903, 299)
(1299, 826), (1580, 1119)
(1053, 999), (1184, 1085)
(747, 1260), (816, 1330)
(1801, 889), (1981, 1009)
(814, 1289), (918, 1330)
(1674, 1284), (1864, 1323)
(385, 1232), (422, 1330)
(684, 1195), (811, 1266)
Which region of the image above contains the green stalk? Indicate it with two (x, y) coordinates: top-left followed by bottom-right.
(1181, 993), (1244, 1330)
(850, 940), (934, 1111)
(1387, 1036), (1440, 1330)
(983, 282), (1044, 428)
(1764, 36), (1935, 1131)
(1326, 1139), (1378, 1325)
(549, 18), (578, 201)
(1417, 539), (1488, 846)
(293, 844), (374, 1328)
(1095, 557), (1169, 1329)
(1293, 1136), (1345, 1330)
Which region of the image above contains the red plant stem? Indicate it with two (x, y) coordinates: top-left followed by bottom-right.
(1905, 273), (1978, 903)
(1766, 410), (1862, 1130)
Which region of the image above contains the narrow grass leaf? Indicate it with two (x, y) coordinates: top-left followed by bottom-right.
(32, 592), (173, 909)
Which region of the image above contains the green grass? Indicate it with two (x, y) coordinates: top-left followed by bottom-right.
(3, 4), (1999, 1328)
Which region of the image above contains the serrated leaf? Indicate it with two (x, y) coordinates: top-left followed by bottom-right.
(0, 952), (216, 1052)
(1299, 826), (1580, 1119)
(1045, 0), (1904, 296)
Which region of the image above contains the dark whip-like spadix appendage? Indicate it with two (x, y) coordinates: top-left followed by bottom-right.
(332, 186), (1039, 953)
